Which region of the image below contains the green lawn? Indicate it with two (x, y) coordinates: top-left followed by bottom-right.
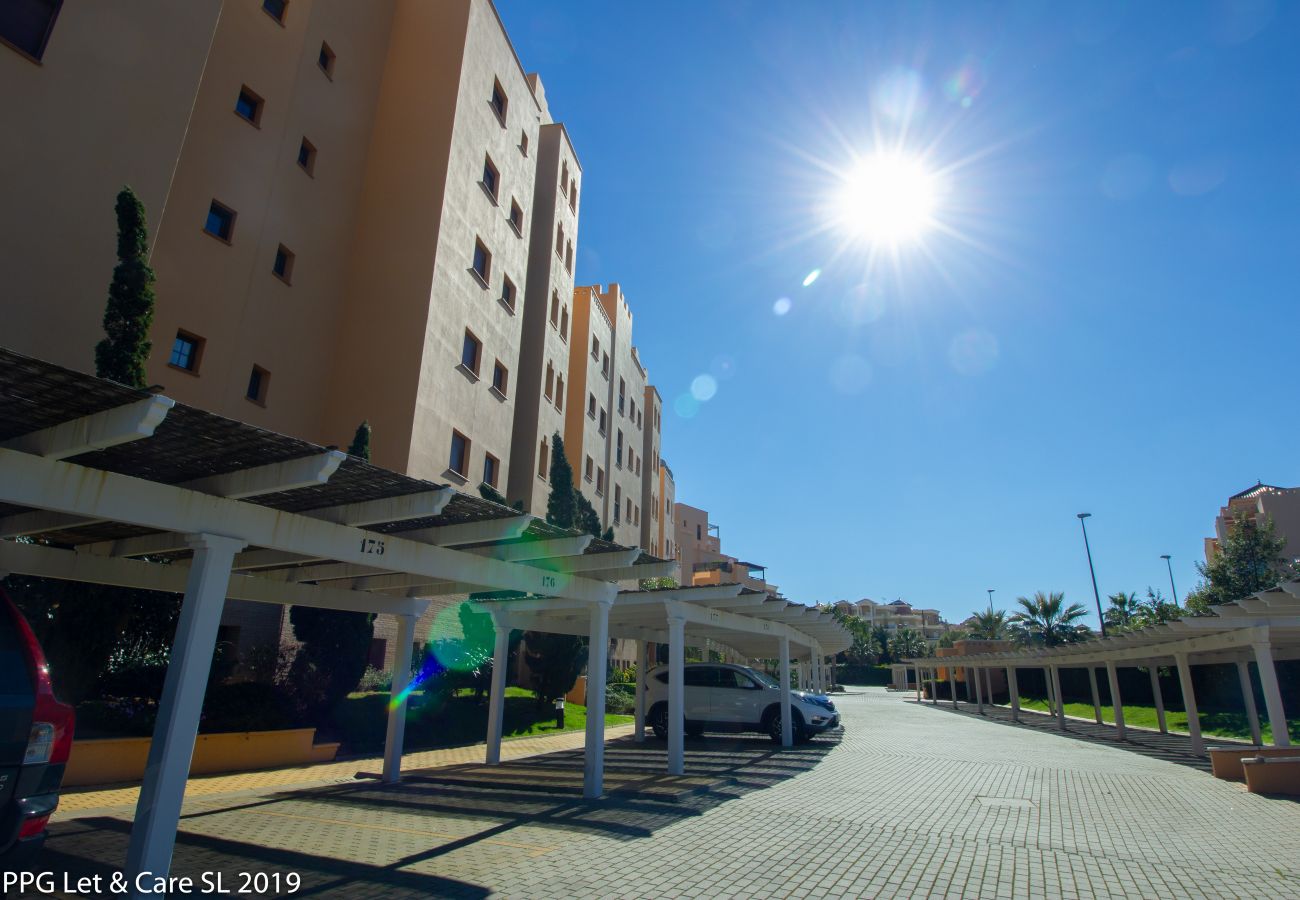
(330, 685), (632, 754)
(1011, 697), (1300, 744)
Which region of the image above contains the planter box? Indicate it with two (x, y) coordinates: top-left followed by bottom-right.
(1208, 746), (1299, 781)
(64, 728), (339, 788)
(1242, 756), (1300, 796)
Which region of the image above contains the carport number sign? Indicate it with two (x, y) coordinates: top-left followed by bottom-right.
(359, 537), (385, 555)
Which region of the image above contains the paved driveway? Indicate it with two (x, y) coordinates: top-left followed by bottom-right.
(34, 688), (1300, 898)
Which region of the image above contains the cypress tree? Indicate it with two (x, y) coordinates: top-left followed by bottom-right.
(574, 492), (602, 539)
(545, 432), (577, 528)
(95, 186), (155, 388)
(347, 421), (372, 461)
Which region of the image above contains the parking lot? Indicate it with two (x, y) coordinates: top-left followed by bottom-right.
(31, 687), (1300, 898)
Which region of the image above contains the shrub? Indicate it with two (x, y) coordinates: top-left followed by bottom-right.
(605, 682), (635, 715)
(356, 665), (393, 693)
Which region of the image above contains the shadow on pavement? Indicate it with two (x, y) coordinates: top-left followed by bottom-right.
(33, 731), (839, 898)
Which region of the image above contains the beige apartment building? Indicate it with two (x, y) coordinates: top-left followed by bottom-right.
(1205, 482), (1300, 565)
(507, 123), (582, 514)
(834, 598), (952, 642)
(564, 283), (662, 550)
(672, 502), (778, 594)
(1, 0), (563, 495)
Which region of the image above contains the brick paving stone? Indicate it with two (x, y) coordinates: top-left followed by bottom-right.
(31, 689), (1300, 899)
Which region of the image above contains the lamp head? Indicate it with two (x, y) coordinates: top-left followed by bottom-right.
(1160, 554), (1171, 561)
(1077, 512), (1091, 520)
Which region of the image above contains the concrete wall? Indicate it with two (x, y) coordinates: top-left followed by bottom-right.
(568, 286), (615, 528)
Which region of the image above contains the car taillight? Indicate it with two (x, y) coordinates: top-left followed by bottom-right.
(4, 589), (76, 765)
(17, 814), (50, 840)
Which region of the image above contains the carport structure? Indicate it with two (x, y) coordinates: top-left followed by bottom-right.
(474, 585), (850, 787)
(0, 350), (665, 891)
(0, 349), (847, 893)
(904, 584), (1300, 753)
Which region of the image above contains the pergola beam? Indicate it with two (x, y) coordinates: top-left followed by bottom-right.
(0, 448), (615, 604)
(465, 534), (592, 563)
(0, 538), (425, 616)
(527, 548), (640, 573)
(399, 515), (532, 547)
(181, 451), (346, 500)
(300, 487), (453, 526)
(1, 396), (174, 460)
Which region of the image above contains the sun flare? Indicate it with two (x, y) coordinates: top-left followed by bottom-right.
(835, 154), (938, 245)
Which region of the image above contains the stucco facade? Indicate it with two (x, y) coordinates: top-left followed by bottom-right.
(1206, 483), (1300, 566)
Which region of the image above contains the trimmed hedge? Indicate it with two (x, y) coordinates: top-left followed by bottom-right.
(835, 664), (894, 686)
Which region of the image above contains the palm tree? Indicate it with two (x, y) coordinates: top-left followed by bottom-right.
(1009, 591), (1091, 646)
(888, 628), (928, 660)
(1104, 591), (1142, 631)
(967, 608), (1009, 640)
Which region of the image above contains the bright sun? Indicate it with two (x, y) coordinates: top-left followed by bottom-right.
(835, 154), (938, 245)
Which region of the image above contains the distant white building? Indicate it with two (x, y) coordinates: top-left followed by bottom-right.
(832, 598), (955, 642)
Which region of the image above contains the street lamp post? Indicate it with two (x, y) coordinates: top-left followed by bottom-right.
(1160, 554), (1178, 605)
(1077, 513), (1106, 638)
(987, 589), (995, 615)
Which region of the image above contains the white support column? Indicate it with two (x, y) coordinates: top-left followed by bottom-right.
(1088, 667), (1103, 724)
(634, 640), (648, 743)
(1050, 666), (1065, 731)
(1043, 667), (1055, 719)
(779, 636), (793, 747)
(1106, 660), (1126, 741)
(1174, 652), (1204, 754)
(914, 666), (922, 703)
(583, 598), (613, 799)
(484, 620), (511, 765)
(1237, 659), (1262, 746)
(949, 672), (957, 708)
(125, 533), (244, 897)
(797, 661), (806, 691)
(383, 613), (417, 782)
(974, 665), (984, 714)
(984, 669), (995, 706)
(930, 668), (939, 705)
(666, 608), (685, 775)
(1253, 642), (1291, 748)
(1008, 667), (1020, 722)
(1150, 666), (1168, 734)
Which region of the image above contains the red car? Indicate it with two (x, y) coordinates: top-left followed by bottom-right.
(1, 588), (75, 866)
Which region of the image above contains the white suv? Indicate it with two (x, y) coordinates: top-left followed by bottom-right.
(643, 662), (841, 743)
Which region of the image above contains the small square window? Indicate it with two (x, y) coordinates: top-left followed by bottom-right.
(470, 238), (491, 285)
(262, 0), (287, 24)
(549, 292), (559, 327)
(555, 223), (564, 258)
(492, 359), (508, 396)
(599, 409), (607, 435)
(508, 199), (524, 235)
(584, 456), (593, 482)
(272, 244), (295, 283)
(559, 307), (569, 341)
(544, 362), (554, 401)
(204, 200), (235, 242)
(449, 430), (470, 477)
(246, 365), (270, 405)
(0, 0), (61, 61)
(570, 185), (579, 213)
(318, 41), (335, 77)
(490, 78), (508, 125)
(169, 330), (204, 373)
(235, 85), (264, 126)
(591, 335), (599, 360)
(566, 240), (574, 274)
(560, 161), (569, 196)
(481, 154), (499, 202)
(587, 394), (596, 418)
(555, 375), (564, 411)
(461, 329), (482, 376)
(483, 453), (499, 489)
(500, 275), (516, 311)
(519, 131), (529, 156)
(297, 137), (316, 175)
(538, 438), (549, 479)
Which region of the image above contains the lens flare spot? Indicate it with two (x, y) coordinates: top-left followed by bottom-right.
(948, 329), (1000, 376)
(802, 269), (821, 287)
(673, 394), (701, 418)
(773, 297), (792, 316)
(710, 355), (736, 379)
(690, 374), (718, 402)
(829, 355), (873, 395)
(942, 57), (987, 107)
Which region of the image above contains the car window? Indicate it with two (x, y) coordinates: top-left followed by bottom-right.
(683, 667), (714, 687)
(0, 607), (33, 698)
(747, 668), (780, 689)
(718, 669), (757, 690)
(655, 671), (668, 684)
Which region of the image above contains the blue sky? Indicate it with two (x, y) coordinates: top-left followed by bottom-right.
(496, 0), (1300, 627)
